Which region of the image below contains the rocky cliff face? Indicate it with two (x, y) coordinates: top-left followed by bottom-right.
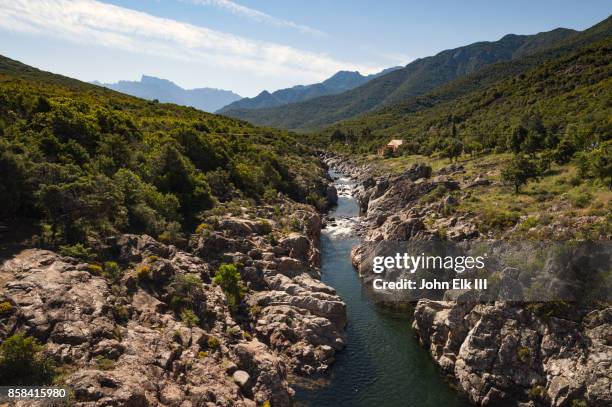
(413, 301), (611, 407)
(0, 202), (346, 406)
(325, 154), (611, 407)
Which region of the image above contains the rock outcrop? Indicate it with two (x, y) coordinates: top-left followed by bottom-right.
(413, 301), (611, 407)
(0, 201), (346, 406)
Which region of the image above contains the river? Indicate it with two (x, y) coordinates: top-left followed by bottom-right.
(294, 170), (469, 407)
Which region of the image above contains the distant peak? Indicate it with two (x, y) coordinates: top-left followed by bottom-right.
(140, 75), (173, 85)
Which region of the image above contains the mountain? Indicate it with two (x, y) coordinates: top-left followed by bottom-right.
(318, 20), (611, 158)
(96, 75), (241, 112)
(217, 67), (400, 113)
(220, 25), (590, 130)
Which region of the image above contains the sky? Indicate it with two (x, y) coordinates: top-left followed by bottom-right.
(0, 0), (609, 97)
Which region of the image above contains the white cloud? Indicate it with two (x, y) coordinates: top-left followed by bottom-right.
(184, 0), (327, 37)
(0, 0), (379, 82)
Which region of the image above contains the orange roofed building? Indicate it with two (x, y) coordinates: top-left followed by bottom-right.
(378, 139), (404, 156)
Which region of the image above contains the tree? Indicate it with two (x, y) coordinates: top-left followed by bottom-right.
(577, 141), (612, 190)
(521, 132), (541, 157)
(591, 142), (612, 190)
(152, 144), (214, 216)
(553, 139), (576, 164)
(330, 129), (346, 143)
(442, 138), (463, 162)
(507, 125), (527, 154)
(501, 155), (539, 193)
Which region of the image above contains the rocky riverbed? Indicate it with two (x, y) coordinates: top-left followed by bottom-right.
(0, 199), (347, 406)
(323, 153), (611, 407)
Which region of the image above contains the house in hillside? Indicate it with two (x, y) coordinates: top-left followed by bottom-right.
(378, 139), (404, 156)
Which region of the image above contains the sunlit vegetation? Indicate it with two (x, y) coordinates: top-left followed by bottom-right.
(0, 55), (327, 250)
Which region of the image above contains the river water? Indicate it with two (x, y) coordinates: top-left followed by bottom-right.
(294, 171), (469, 407)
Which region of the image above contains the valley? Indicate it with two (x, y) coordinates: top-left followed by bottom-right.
(0, 11), (610, 407)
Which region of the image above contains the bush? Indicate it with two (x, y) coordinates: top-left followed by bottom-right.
(95, 356), (115, 371)
(180, 309), (200, 327)
(518, 216), (539, 232)
(0, 301), (13, 315)
(528, 384), (545, 400)
(195, 223), (213, 234)
(306, 193), (327, 212)
(168, 274), (204, 314)
(59, 243), (96, 261)
(517, 346), (531, 362)
(0, 333), (55, 385)
(568, 189), (592, 208)
(207, 336), (220, 350)
(103, 261), (122, 281)
(480, 208), (520, 231)
(422, 184), (448, 203)
(87, 263), (103, 275)
(213, 264), (246, 311)
(136, 264), (151, 281)
(257, 220), (272, 235)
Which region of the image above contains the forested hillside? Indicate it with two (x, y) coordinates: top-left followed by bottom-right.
(221, 16), (610, 131)
(318, 37), (611, 172)
(0, 56), (326, 249)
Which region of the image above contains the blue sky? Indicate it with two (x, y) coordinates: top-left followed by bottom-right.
(0, 0), (609, 96)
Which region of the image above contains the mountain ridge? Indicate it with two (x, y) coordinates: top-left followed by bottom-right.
(96, 75), (241, 113)
(217, 67), (401, 113)
(218, 19), (611, 131)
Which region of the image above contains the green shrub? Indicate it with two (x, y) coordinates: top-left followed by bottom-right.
(0, 301), (13, 315)
(168, 273), (204, 314)
(422, 184), (448, 203)
(0, 333), (55, 385)
(207, 336), (220, 350)
(306, 193), (327, 211)
(102, 261), (122, 281)
(517, 346), (531, 362)
(95, 356), (115, 370)
(180, 309), (200, 328)
(136, 264), (151, 281)
(226, 326), (240, 337)
(480, 208), (520, 231)
(112, 305), (130, 323)
(528, 384), (545, 399)
(567, 189), (592, 208)
(213, 264), (246, 311)
(268, 232), (278, 246)
(59, 243), (96, 261)
(195, 223), (213, 234)
(289, 217), (301, 232)
(87, 263), (103, 275)
(518, 216), (539, 232)
(257, 220), (273, 235)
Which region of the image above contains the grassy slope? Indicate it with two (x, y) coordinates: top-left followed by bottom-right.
(355, 151), (611, 239)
